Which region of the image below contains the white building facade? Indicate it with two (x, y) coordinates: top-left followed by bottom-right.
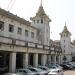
(0, 4), (62, 73)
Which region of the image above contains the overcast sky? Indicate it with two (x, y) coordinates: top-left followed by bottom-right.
(0, 0), (75, 41)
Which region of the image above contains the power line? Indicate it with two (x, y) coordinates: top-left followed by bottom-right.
(7, 0), (13, 10)
(7, 0), (16, 11)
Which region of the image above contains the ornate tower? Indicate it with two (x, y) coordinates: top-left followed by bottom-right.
(30, 2), (51, 46)
(60, 23), (71, 53)
(60, 23), (71, 62)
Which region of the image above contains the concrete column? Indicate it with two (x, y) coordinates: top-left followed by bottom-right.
(41, 54), (47, 66)
(48, 55), (51, 64)
(23, 53), (29, 68)
(33, 53), (38, 67)
(58, 55), (60, 64)
(9, 52), (16, 73)
(60, 54), (62, 64)
(50, 55), (52, 64)
(53, 55), (56, 64)
(51, 55), (54, 64)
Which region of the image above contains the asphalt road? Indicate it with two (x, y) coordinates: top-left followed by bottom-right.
(64, 70), (75, 75)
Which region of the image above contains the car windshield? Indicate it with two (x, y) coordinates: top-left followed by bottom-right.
(39, 67), (47, 70)
(49, 66), (56, 69)
(24, 69), (32, 73)
(28, 68), (42, 72)
(51, 66), (56, 69)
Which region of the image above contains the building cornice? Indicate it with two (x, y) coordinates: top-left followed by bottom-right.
(0, 8), (38, 30)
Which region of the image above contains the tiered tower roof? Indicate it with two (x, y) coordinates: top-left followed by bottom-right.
(60, 22), (71, 36)
(30, 2), (51, 22)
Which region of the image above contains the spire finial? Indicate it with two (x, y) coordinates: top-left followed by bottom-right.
(41, 0), (42, 6)
(65, 22), (66, 26)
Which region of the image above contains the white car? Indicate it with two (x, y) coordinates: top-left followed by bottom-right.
(47, 65), (63, 75)
(2, 73), (23, 75)
(28, 67), (47, 75)
(16, 68), (37, 75)
(38, 66), (49, 72)
(48, 69), (59, 75)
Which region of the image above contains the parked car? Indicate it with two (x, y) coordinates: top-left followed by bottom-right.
(49, 64), (63, 70)
(46, 64), (63, 75)
(60, 64), (73, 70)
(2, 73), (23, 75)
(67, 62), (75, 68)
(16, 68), (37, 75)
(28, 67), (48, 75)
(48, 69), (59, 75)
(37, 65), (50, 74)
(66, 63), (75, 69)
(70, 62), (75, 65)
(62, 62), (75, 69)
(0, 65), (8, 74)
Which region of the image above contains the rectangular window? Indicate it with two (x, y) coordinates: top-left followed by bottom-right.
(64, 50), (65, 52)
(64, 45), (65, 48)
(37, 20), (39, 23)
(17, 27), (22, 34)
(64, 40), (65, 43)
(34, 20), (35, 24)
(25, 30), (28, 37)
(41, 19), (43, 24)
(31, 32), (34, 38)
(0, 21), (4, 31)
(9, 24), (14, 32)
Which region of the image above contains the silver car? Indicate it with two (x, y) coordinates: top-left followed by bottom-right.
(37, 65), (50, 73)
(28, 67), (47, 75)
(16, 68), (37, 75)
(46, 65), (63, 75)
(48, 69), (59, 75)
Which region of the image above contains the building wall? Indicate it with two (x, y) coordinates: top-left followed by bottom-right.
(0, 15), (38, 43)
(31, 17), (50, 46)
(60, 36), (71, 54)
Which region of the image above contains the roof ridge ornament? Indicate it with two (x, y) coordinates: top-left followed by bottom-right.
(64, 22), (68, 31)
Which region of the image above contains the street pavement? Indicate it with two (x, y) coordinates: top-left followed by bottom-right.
(64, 70), (75, 75)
